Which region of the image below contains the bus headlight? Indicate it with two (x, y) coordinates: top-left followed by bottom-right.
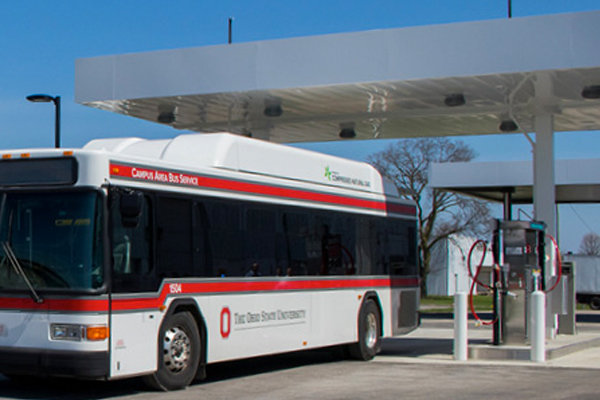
(50, 324), (109, 341)
(51, 324), (84, 341)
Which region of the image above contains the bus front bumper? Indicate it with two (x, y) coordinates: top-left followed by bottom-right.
(0, 347), (109, 379)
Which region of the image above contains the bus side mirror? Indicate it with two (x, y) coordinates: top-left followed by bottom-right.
(120, 191), (143, 228)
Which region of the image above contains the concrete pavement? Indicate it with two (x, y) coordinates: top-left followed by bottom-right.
(376, 310), (600, 369)
(1, 311), (600, 399)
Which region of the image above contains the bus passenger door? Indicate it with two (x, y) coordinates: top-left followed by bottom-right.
(109, 189), (160, 378)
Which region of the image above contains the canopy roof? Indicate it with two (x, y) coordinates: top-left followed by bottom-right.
(429, 159), (600, 204)
(75, 11), (600, 143)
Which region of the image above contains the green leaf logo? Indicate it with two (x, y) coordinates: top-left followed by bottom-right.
(324, 166), (332, 181)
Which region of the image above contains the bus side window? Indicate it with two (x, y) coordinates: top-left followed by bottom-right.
(193, 202), (211, 277)
(280, 211), (309, 276)
(204, 201), (243, 276)
(156, 196), (193, 278)
(244, 206), (276, 275)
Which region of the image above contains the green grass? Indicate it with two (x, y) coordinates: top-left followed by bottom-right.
(420, 295), (494, 313)
(577, 302), (591, 310)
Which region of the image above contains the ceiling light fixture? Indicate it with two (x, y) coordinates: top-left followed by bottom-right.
(264, 99), (283, 117)
(581, 85), (600, 99)
(444, 93), (466, 107)
(157, 111), (176, 124)
(157, 104), (176, 124)
(499, 119), (518, 132)
(339, 123), (356, 139)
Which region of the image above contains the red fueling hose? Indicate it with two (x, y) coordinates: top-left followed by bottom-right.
(467, 239), (491, 290)
(467, 240), (497, 326)
(544, 234), (563, 293)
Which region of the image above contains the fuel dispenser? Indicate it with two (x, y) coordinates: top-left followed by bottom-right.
(467, 219), (567, 347)
(492, 220), (546, 345)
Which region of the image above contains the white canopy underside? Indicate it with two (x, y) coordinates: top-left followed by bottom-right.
(75, 11), (600, 143)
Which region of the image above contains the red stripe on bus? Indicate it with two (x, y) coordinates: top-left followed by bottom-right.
(111, 277), (420, 311)
(0, 278), (419, 312)
(109, 163), (415, 216)
(0, 297), (109, 312)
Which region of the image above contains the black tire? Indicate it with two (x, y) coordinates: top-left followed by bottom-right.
(590, 296), (600, 310)
(143, 311), (201, 391)
(348, 300), (381, 361)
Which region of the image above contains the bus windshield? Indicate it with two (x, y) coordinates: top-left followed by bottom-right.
(0, 191), (103, 292)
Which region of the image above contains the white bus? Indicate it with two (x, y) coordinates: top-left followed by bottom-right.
(0, 133), (419, 390)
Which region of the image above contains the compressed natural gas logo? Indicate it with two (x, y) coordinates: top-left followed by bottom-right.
(324, 165), (333, 181)
(324, 165), (371, 188)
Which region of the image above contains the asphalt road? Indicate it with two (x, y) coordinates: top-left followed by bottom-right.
(1, 349), (599, 400)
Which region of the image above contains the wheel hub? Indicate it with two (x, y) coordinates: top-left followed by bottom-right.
(163, 326), (191, 373)
(365, 313), (378, 349)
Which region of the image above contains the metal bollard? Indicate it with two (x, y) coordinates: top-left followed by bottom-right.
(454, 291), (468, 361)
(531, 290), (546, 362)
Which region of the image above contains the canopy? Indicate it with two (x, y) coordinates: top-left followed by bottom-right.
(75, 11), (600, 143)
(429, 159), (600, 204)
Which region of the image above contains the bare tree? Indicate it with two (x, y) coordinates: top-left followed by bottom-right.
(580, 233), (600, 255)
(367, 137), (492, 296)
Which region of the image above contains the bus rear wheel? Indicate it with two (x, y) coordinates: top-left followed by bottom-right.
(348, 300), (381, 361)
(143, 311), (201, 391)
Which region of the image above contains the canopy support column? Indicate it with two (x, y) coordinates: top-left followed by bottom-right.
(503, 190), (513, 220)
(533, 112), (555, 237)
(533, 111), (558, 339)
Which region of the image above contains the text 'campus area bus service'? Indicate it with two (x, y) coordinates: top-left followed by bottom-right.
(0, 133), (419, 390)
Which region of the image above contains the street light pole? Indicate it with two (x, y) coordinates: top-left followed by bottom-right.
(54, 96), (61, 149)
(26, 94), (61, 148)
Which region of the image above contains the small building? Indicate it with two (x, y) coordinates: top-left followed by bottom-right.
(427, 234), (494, 296)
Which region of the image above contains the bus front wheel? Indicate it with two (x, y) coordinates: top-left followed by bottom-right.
(348, 300), (381, 361)
(144, 311), (201, 391)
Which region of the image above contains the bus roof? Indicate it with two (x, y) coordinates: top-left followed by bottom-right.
(84, 133), (399, 197)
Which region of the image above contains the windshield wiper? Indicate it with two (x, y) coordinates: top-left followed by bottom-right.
(2, 241), (43, 303)
(0, 201), (43, 303)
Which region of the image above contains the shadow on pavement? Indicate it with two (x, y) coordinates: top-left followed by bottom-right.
(0, 374), (147, 400)
(0, 348), (346, 399)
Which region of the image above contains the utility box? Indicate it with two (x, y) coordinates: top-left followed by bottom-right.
(557, 262), (576, 335)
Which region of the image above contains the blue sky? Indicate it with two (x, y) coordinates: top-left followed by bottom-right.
(0, 0), (599, 251)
